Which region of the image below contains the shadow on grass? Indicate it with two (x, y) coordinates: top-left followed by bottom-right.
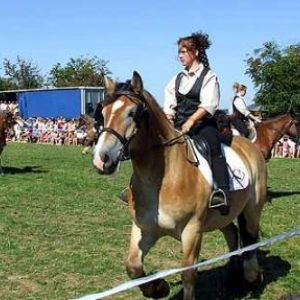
(2, 165), (47, 174)
(268, 190), (300, 199)
(169, 250), (291, 300)
(268, 190), (300, 200)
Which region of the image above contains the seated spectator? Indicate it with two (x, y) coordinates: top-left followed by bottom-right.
(76, 128), (86, 145)
(13, 123), (22, 141)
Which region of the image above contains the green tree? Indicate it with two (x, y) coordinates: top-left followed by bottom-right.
(1, 56), (44, 90)
(48, 55), (111, 87)
(0, 77), (17, 91)
(245, 41), (300, 117)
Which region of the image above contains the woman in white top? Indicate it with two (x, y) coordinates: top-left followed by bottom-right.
(164, 31), (229, 214)
(231, 83), (261, 137)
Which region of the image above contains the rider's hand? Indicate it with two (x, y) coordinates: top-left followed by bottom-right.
(181, 118), (196, 133)
(254, 117), (262, 123)
(166, 114), (175, 126)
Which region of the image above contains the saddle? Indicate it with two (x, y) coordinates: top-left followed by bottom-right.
(192, 136), (211, 165)
(188, 136), (249, 192)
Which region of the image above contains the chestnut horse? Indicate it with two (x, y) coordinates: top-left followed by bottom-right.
(0, 111), (24, 174)
(93, 72), (267, 300)
(215, 111), (300, 160)
(253, 114), (300, 160)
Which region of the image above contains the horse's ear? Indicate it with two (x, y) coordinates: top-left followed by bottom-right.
(104, 76), (116, 96)
(131, 71), (143, 93)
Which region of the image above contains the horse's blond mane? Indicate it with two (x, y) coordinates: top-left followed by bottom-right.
(143, 90), (164, 115)
(143, 90), (176, 139)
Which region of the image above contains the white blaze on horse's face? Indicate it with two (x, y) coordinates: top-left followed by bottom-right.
(93, 98), (138, 174)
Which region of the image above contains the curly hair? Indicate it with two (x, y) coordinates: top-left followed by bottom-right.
(233, 82), (247, 93)
(177, 31), (211, 68)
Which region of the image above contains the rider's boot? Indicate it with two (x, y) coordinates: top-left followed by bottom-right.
(209, 154), (230, 216)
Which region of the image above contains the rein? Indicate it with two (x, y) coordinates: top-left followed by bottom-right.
(161, 132), (186, 146)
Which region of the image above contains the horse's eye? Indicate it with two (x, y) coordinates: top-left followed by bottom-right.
(128, 111), (135, 118)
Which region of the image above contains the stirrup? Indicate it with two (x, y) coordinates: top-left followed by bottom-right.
(208, 188), (228, 209)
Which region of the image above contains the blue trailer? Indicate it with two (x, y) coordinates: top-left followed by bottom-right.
(0, 86), (105, 119)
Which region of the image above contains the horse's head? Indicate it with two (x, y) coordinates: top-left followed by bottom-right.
(283, 115), (300, 140)
(77, 115), (86, 128)
(93, 71), (148, 175)
(77, 114), (96, 128)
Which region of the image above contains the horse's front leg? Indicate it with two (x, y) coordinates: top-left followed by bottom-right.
(181, 221), (203, 300)
(220, 222), (243, 284)
(126, 222), (170, 299)
(0, 157), (3, 175)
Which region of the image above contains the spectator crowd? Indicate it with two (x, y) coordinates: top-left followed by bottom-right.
(7, 116), (90, 146)
(0, 101), (19, 114)
(2, 100), (300, 157)
(0, 101), (91, 147)
(8, 115), (300, 158)
(271, 136), (300, 158)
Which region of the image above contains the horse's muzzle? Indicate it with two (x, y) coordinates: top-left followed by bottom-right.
(93, 153), (120, 175)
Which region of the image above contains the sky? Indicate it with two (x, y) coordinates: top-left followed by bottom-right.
(1, 0), (300, 109)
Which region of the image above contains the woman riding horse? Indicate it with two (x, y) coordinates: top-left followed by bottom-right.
(230, 82), (261, 137)
(93, 71), (267, 300)
(164, 31), (229, 213)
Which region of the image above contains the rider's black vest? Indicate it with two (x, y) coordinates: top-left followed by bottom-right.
(232, 96), (246, 120)
(174, 68), (210, 128)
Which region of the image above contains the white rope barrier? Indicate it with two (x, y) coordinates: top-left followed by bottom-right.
(71, 227), (300, 300)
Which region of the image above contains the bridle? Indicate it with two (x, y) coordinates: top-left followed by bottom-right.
(99, 90), (147, 160)
(99, 90), (186, 160)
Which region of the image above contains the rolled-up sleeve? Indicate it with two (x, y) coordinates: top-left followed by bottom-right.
(164, 75), (177, 116)
(199, 71), (220, 115)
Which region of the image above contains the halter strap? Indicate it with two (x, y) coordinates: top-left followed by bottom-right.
(100, 127), (129, 146)
(114, 90), (146, 103)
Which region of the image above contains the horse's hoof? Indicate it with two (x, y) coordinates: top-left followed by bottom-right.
(141, 278), (170, 299)
(243, 271), (263, 291)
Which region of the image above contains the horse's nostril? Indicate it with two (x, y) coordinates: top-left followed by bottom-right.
(103, 154), (109, 163)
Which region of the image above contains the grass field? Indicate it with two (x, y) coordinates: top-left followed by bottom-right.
(1, 142), (300, 300)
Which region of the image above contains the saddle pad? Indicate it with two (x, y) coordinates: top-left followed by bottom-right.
(232, 124), (257, 143)
(189, 140), (249, 191)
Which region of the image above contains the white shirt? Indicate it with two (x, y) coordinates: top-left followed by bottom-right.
(0, 102), (7, 112)
(232, 93), (251, 117)
(164, 63), (220, 117)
